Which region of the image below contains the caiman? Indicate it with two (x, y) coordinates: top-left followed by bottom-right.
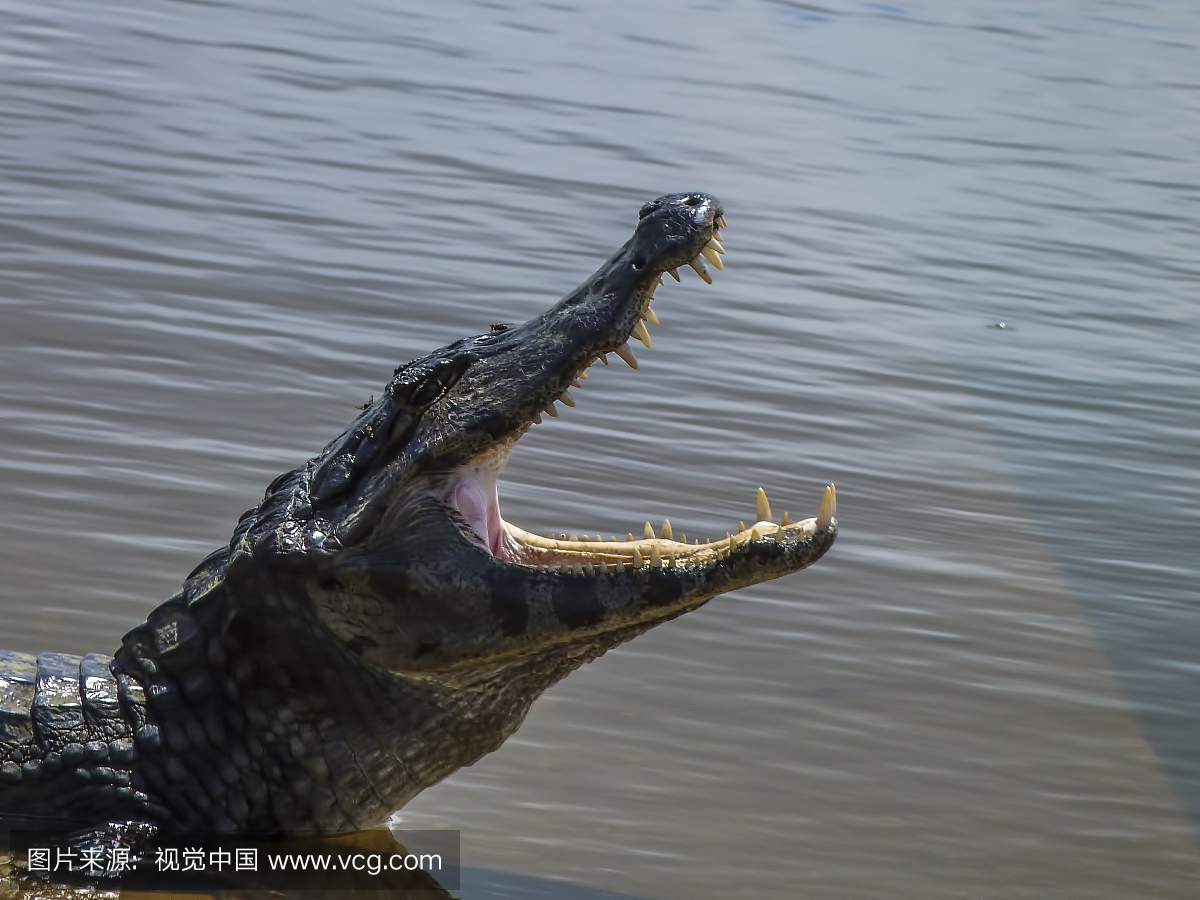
(0, 192), (837, 836)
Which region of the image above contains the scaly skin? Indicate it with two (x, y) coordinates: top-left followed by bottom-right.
(0, 193), (836, 835)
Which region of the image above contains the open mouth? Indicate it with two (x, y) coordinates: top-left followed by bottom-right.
(435, 212), (837, 580)
(287, 191), (836, 673)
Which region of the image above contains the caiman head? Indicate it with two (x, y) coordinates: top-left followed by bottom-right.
(233, 192), (837, 680)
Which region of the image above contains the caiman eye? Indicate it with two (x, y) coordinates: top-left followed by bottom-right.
(407, 356), (470, 406)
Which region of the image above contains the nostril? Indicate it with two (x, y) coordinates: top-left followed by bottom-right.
(631, 255), (646, 270)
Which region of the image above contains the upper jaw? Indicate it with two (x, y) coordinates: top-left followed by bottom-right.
(403, 191), (731, 551)
(253, 193), (727, 561)
(375, 193), (728, 477)
(468, 191), (724, 417)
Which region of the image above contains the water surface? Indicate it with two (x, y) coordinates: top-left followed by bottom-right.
(1, 1), (1197, 896)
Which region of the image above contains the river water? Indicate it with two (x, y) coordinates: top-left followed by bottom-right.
(1, 1), (1197, 897)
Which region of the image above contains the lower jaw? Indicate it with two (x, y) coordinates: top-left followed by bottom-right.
(499, 514), (824, 574)
(441, 460), (831, 576)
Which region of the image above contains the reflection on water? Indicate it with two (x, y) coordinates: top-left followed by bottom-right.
(1, 0), (1197, 896)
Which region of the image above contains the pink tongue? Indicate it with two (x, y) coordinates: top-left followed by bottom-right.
(453, 477), (505, 555)
(454, 480), (490, 548)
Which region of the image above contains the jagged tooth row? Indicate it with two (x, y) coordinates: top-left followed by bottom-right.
(516, 484), (835, 576)
(536, 224), (725, 425)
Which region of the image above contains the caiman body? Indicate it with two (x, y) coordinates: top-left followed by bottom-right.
(0, 193), (836, 835)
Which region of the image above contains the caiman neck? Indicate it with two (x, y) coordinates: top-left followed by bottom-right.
(112, 544), (644, 834)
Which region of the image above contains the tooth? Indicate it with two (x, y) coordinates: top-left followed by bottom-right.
(660, 520), (672, 540)
(571, 379), (583, 388)
(781, 512), (790, 526)
(701, 246), (724, 270)
(615, 343), (638, 369)
(609, 536), (617, 542)
(559, 534), (567, 540)
(626, 533), (634, 542)
(656, 275), (665, 287)
(633, 547), (644, 567)
(817, 484), (837, 528)
(726, 532), (734, 553)
(678, 533), (686, 543)
(569, 534), (578, 542)
(573, 563), (583, 575)
(559, 390), (576, 407)
(717, 215), (727, 229)
(738, 521), (746, 533)
(750, 528), (760, 542)
(707, 238), (725, 255)
(600, 354), (609, 365)
(756, 488), (772, 523)
(775, 524), (784, 543)
(644, 306), (660, 326)
(688, 258), (712, 284)
(600, 561), (609, 574)
(585, 563), (594, 574)
(644, 522), (654, 539)
(578, 371), (588, 379)
(650, 545), (662, 568)
(544, 404), (559, 417)
(633, 320), (652, 349)
(533, 413), (543, 424)
(667, 267), (681, 282)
